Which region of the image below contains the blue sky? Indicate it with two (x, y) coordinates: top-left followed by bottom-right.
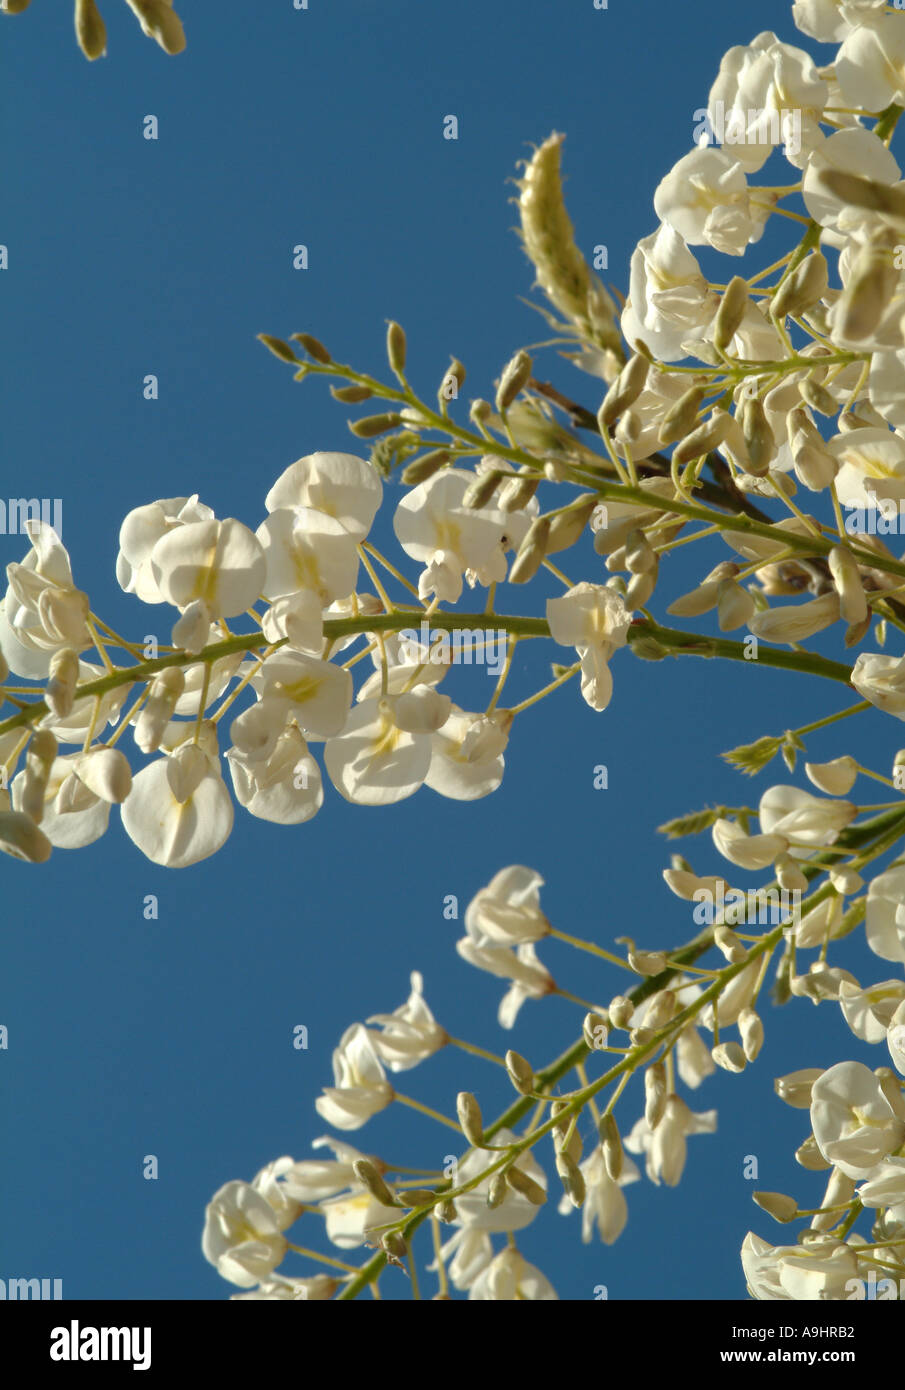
(2, 0), (900, 1300)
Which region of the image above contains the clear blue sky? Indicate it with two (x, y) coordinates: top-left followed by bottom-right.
(1, 0), (897, 1300)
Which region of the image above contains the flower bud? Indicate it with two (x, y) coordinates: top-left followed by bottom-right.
(608, 995), (635, 1030)
(456, 1092), (485, 1148)
(134, 667), (186, 755)
(172, 600), (211, 655)
(597, 353), (648, 428)
(738, 1008), (764, 1061)
(795, 1135), (832, 1171)
(804, 755), (857, 797)
(463, 469), (505, 509)
(771, 250), (829, 320)
(348, 412), (402, 439)
(440, 359), (466, 402)
(712, 1041), (747, 1072)
(126, 0), (185, 54)
(436, 1198), (458, 1223)
(78, 747), (132, 803)
(599, 1113), (623, 1180)
(495, 350), (532, 412)
(556, 1152), (586, 1208)
(582, 1012), (609, 1052)
(505, 1050), (535, 1095)
(672, 410), (733, 466)
(352, 1159), (398, 1207)
(836, 243), (899, 342)
(291, 332), (332, 363)
(644, 1062), (667, 1128)
(75, 0), (106, 59)
(386, 321), (407, 375)
(625, 565), (657, 610)
(798, 378), (836, 416)
(401, 450), (450, 485)
(546, 494), (597, 553)
(776, 1068), (823, 1108)
(46, 647), (80, 719)
(330, 383), (373, 403)
(828, 546), (867, 626)
(624, 528), (656, 575)
(486, 1173), (508, 1209)
(658, 383), (708, 445)
(258, 335), (298, 364)
(740, 396), (776, 476)
(504, 1164), (546, 1205)
(508, 515), (551, 584)
(381, 1231), (407, 1260)
(0, 644), (8, 684)
(627, 948), (667, 976)
(469, 398), (492, 426)
(713, 276), (749, 352)
(753, 1191), (798, 1223)
(0, 809), (52, 863)
(499, 476), (541, 513)
(714, 924), (747, 964)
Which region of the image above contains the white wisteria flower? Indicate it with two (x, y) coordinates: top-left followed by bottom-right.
(315, 1024), (394, 1131)
(365, 971), (448, 1071)
(264, 451), (383, 540)
(547, 582), (631, 711)
(625, 1095), (717, 1186)
(653, 148), (771, 256)
(468, 1248), (557, 1301)
(121, 741), (233, 867)
(851, 653), (905, 721)
(201, 1180), (289, 1288)
(866, 867), (905, 963)
(393, 469), (510, 602)
(557, 1145), (641, 1244)
(464, 865), (550, 946)
(741, 1231), (860, 1300)
(256, 507), (360, 605)
(809, 1060), (905, 1177)
(423, 706), (509, 800)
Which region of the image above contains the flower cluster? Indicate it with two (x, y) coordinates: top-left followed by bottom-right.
(3, 0), (187, 60)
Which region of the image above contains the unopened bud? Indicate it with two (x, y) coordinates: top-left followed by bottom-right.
(505, 1164), (546, 1205)
(582, 1011), (609, 1051)
(546, 495), (597, 553)
(486, 1173), (508, 1208)
(795, 1135), (832, 1171)
(436, 1198), (458, 1223)
(712, 1041), (747, 1072)
(798, 378), (836, 416)
(402, 1189), (437, 1208)
(598, 1113), (623, 1180)
(753, 1191), (798, 1223)
(381, 1231), (407, 1260)
(440, 359), (466, 402)
(628, 948), (667, 977)
(836, 244), (898, 342)
(330, 383), (373, 403)
(505, 1050), (535, 1095)
(625, 565), (658, 610)
(464, 468), (505, 509)
(348, 412), (402, 439)
(740, 396), (776, 475)
(775, 1068), (823, 1108)
(644, 1062), (667, 1128)
(457, 1091), (485, 1148)
(291, 333), (332, 363)
(598, 353), (649, 428)
(46, 648), (80, 719)
(75, 0), (107, 59)
(258, 335), (298, 364)
(828, 545), (867, 626)
(386, 321), (407, 375)
(672, 410), (733, 466)
(771, 251), (829, 320)
(658, 384), (708, 445)
(352, 1159), (398, 1207)
(738, 1008), (764, 1061)
(495, 350), (532, 412)
(499, 476), (541, 513)
(134, 667), (185, 755)
(508, 515), (552, 584)
(713, 276), (749, 352)
(401, 450), (450, 485)
(714, 923), (748, 964)
(716, 579), (755, 633)
(77, 747), (132, 804)
(556, 1152), (586, 1208)
(608, 996), (634, 1030)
